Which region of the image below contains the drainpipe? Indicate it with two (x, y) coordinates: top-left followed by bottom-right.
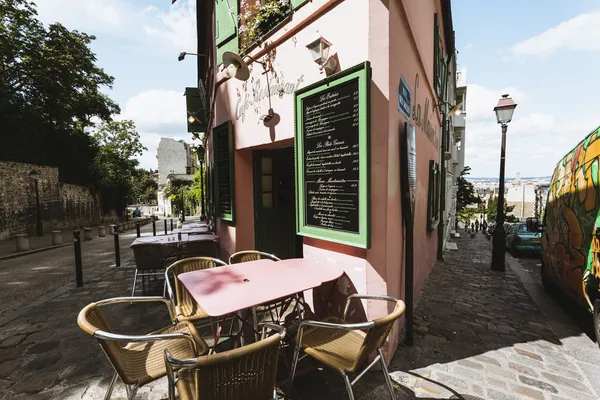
(437, 51), (454, 261)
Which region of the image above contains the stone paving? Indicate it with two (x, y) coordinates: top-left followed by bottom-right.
(389, 233), (600, 400)
(1, 228), (600, 399)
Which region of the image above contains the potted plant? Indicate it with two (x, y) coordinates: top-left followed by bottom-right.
(239, 0), (291, 53)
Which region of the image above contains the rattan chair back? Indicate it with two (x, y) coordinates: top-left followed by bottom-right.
(229, 250), (281, 264)
(133, 243), (179, 271)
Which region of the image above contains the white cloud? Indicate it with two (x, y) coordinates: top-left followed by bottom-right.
(510, 11), (600, 57)
(465, 84), (525, 123)
(462, 83), (597, 178)
(35, 0), (196, 53)
(119, 90), (186, 130)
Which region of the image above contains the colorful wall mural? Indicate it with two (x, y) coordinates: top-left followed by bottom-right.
(542, 125), (600, 311)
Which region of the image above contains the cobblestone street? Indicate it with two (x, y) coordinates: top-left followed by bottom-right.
(1, 230), (600, 399)
(389, 233), (600, 399)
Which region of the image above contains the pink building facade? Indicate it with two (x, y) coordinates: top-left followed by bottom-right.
(202, 0), (455, 356)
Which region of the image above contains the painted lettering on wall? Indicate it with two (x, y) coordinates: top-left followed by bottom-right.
(411, 73), (440, 150)
(235, 74), (305, 122)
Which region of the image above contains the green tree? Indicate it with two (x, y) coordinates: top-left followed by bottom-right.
(92, 120), (146, 216)
(457, 207), (478, 226)
(0, 0), (119, 184)
(164, 178), (194, 217)
(487, 196), (519, 224)
(130, 168), (158, 205)
(456, 166), (480, 212)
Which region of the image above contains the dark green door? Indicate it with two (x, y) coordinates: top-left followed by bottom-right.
(253, 147), (302, 259)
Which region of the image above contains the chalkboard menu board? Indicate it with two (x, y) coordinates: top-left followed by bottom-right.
(214, 121), (235, 222)
(295, 62), (370, 248)
(303, 78), (360, 233)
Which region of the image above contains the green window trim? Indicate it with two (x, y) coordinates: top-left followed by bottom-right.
(294, 62), (371, 249)
(433, 13), (445, 100)
(427, 160), (440, 232)
(214, 121), (236, 223)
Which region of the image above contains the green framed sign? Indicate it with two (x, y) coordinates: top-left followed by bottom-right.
(294, 61), (371, 248)
(214, 121), (235, 223)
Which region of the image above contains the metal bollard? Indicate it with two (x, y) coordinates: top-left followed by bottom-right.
(152, 219), (156, 236)
(164, 219), (167, 235)
(113, 225), (121, 267)
(136, 221), (140, 238)
(170, 219), (173, 232)
(73, 230), (83, 287)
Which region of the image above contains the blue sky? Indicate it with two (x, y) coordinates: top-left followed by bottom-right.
(453, 0), (600, 178)
(34, 0), (600, 177)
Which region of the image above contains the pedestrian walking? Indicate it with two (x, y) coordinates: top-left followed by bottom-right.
(471, 222), (475, 232)
(475, 219), (480, 233)
(482, 220), (488, 233)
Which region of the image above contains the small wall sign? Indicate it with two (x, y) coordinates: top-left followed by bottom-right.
(398, 77), (411, 120)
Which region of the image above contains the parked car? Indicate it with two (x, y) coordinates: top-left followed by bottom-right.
(538, 124), (600, 348)
(506, 223), (541, 255)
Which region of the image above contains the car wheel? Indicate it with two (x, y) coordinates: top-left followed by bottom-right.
(594, 300), (600, 349)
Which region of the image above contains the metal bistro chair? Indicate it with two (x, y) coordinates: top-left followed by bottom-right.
(229, 250), (281, 264)
(165, 257), (228, 323)
(184, 239), (220, 258)
(289, 295), (406, 400)
(77, 296), (209, 400)
(131, 242), (179, 297)
(164, 323), (286, 400)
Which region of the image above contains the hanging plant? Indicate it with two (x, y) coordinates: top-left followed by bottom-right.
(238, 0), (291, 53)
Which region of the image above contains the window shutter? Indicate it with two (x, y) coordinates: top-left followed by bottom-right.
(291, 0), (308, 10)
(215, 0), (238, 64)
(433, 14), (440, 97)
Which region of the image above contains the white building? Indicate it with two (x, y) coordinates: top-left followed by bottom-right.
(442, 66), (467, 251)
(156, 138), (197, 217)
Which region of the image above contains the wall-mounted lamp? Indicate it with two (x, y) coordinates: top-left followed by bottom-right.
(222, 51), (250, 81)
(433, 101), (463, 117)
(306, 34), (332, 73)
(178, 52), (206, 62)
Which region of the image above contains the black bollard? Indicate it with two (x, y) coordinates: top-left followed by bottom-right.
(73, 230), (83, 287)
(164, 219), (167, 235)
(113, 225), (121, 267)
(136, 221), (140, 238)
(152, 219), (156, 236)
(170, 219), (173, 232)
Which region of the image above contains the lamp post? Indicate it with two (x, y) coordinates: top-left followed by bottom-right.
(196, 145), (206, 221)
(491, 94), (517, 271)
(29, 170), (43, 236)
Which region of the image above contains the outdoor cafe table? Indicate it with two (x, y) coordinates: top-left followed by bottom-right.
(177, 257), (344, 318)
(130, 233), (219, 246)
(172, 225), (210, 234)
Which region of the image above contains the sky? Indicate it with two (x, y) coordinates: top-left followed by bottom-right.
(33, 0), (600, 177)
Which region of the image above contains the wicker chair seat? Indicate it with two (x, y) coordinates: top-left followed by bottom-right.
(120, 321), (206, 385)
(175, 301), (209, 322)
(301, 317), (366, 374)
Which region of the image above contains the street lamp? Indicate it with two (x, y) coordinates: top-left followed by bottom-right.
(491, 94), (517, 271)
(197, 145), (206, 221)
(29, 170), (43, 236)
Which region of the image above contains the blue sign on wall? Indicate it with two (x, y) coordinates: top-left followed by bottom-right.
(398, 77), (411, 120)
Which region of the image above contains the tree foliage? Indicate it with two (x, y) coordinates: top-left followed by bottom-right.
(92, 120), (146, 215)
(456, 166), (480, 212)
(0, 0), (119, 184)
(457, 207), (478, 226)
(486, 196), (519, 224)
(130, 168), (158, 205)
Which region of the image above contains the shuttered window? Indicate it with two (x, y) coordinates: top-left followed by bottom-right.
(215, 0), (238, 64)
(213, 121), (235, 222)
(433, 13), (445, 99)
(427, 160), (440, 232)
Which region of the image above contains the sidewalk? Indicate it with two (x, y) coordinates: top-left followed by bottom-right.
(388, 233), (600, 400)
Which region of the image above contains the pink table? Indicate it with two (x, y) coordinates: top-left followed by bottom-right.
(177, 258), (344, 317)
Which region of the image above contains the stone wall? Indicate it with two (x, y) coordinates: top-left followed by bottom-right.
(0, 161), (101, 240)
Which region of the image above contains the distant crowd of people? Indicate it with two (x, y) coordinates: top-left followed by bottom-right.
(455, 217), (487, 233)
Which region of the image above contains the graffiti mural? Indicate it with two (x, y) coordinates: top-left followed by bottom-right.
(542, 125), (600, 311)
